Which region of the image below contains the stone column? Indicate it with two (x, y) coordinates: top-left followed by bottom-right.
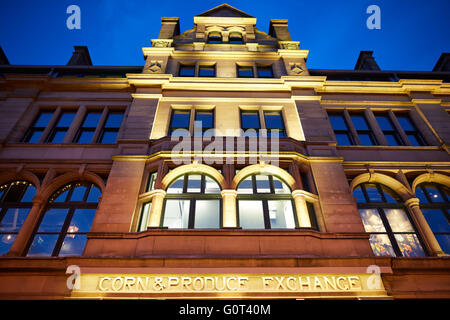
(6, 198), (45, 256)
(405, 197), (446, 256)
(147, 189), (166, 228)
(221, 190), (238, 228)
(292, 190), (312, 228)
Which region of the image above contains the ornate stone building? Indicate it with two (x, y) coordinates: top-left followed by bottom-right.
(0, 4), (449, 299)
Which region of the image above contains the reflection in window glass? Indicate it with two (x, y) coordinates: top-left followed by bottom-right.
(273, 177), (291, 194)
(59, 234), (87, 256)
(237, 176), (253, 194)
(422, 209), (450, 233)
(365, 184), (383, 202)
(255, 175), (271, 193)
(359, 209), (386, 233)
(268, 200), (295, 229)
(205, 176), (221, 194)
(368, 234), (396, 257)
(384, 209), (414, 232)
(194, 200), (220, 228)
(163, 200), (190, 228)
(138, 202), (152, 232)
(167, 177), (184, 194)
(239, 200), (265, 229)
(394, 234), (425, 257)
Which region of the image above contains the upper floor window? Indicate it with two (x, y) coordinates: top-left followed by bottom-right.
(178, 64), (195, 77)
(0, 181), (36, 255)
(395, 113), (427, 146)
(26, 182), (101, 257)
(353, 182), (426, 257)
(169, 109), (190, 137)
(328, 112), (354, 145)
(257, 66), (274, 78)
(350, 113), (378, 145)
(98, 111), (124, 144)
(374, 112), (404, 146)
(195, 110), (214, 137)
(74, 111), (102, 143)
(229, 32), (243, 44)
(237, 65), (254, 78)
(162, 174), (221, 229)
(264, 111), (286, 137)
(46, 111), (76, 143)
(207, 31), (222, 44)
(22, 111), (53, 143)
(240, 110), (260, 137)
(415, 183), (450, 254)
(199, 65), (216, 77)
(237, 174), (300, 229)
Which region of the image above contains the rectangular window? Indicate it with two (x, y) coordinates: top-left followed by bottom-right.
(207, 32), (222, 44)
(375, 113), (404, 146)
(178, 65), (195, 77)
(238, 200), (265, 229)
(22, 111), (54, 143)
(237, 65), (254, 78)
(195, 110), (214, 136)
(97, 111), (124, 144)
(229, 32), (243, 44)
(241, 110), (260, 137)
(328, 112), (354, 145)
(74, 111), (102, 143)
(395, 113), (427, 146)
(257, 66), (274, 78)
(350, 113), (378, 145)
(264, 111), (286, 137)
(46, 111), (76, 143)
(169, 109), (191, 136)
(199, 65), (216, 77)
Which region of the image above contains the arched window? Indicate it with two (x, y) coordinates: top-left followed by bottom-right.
(229, 32), (243, 44)
(26, 182), (101, 257)
(415, 183), (450, 254)
(353, 182), (426, 257)
(162, 174), (221, 229)
(237, 174), (299, 229)
(207, 31), (222, 44)
(0, 181), (36, 255)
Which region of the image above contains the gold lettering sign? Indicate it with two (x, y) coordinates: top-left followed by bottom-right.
(71, 273), (388, 299)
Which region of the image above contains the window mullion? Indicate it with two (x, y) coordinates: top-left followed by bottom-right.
(188, 199), (196, 229)
(52, 208), (75, 256)
(262, 199), (271, 229)
(377, 207), (402, 257)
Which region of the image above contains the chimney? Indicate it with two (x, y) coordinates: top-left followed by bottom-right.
(67, 46), (92, 66)
(269, 19), (291, 41)
(158, 17), (180, 39)
(354, 51), (381, 71)
(0, 46), (10, 65)
(432, 53), (450, 72)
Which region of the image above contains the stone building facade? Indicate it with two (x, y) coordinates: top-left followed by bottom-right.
(0, 4), (449, 299)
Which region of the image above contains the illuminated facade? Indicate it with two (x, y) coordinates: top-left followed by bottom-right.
(0, 4), (449, 299)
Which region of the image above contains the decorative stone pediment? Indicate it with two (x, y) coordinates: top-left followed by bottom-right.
(279, 41), (300, 50)
(151, 39), (173, 48)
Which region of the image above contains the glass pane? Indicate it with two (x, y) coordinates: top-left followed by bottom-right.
(422, 209), (450, 232)
(204, 176), (220, 194)
(358, 133), (375, 146)
(0, 208), (30, 232)
(179, 66), (195, 77)
(407, 134), (422, 146)
(87, 186), (101, 203)
(237, 176), (253, 194)
(37, 208), (69, 232)
(396, 115), (415, 131)
(350, 115), (369, 130)
(3, 183), (27, 202)
(335, 133), (352, 145)
(385, 133), (400, 146)
(364, 184), (382, 202)
(238, 67), (253, 78)
(329, 115), (348, 130)
(376, 115), (394, 131)
(104, 113), (124, 128)
(0, 234), (16, 255)
(195, 112), (213, 128)
(264, 112), (284, 129)
(415, 187), (429, 204)
(57, 112), (76, 127)
(167, 177), (184, 194)
(59, 234), (87, 256)
(273, 177), (290, 194)
(384, 209), (414, 232)
(199, 66), (215, 77)
(69, 209), (96, 233)
(27, 130), (43, 143)
(238, 200), (265, 229)
(394, 234), (425, 257)
(34, 112), (53, 127)
(70, 185), (87, 201)
(268, 200), (295, 229)
(353, 187), (366, 203)
(257, 67), (274, 78)
(21, 184), (36, 202)
(53, 189), (69, 202)
(76, 130), (94, 143)
(163, 200), (190, 228)
(194, 200), (220, 229)
(139, 202), (152, 232)
(424, 185), (445, 203)
(187, 175), (202, 193)
(50, 130), (66, 143)
(82, 112), (102, 127)
(435, 234), (450, 254)
(171, 111), (190, 128)
(241, 112), (260, 129)
(369, 234), (396, 257)
(27, 234), (59, 256)
(255, 175), (271, 193)
(380, 185), (401, 203)
(359, 209), (386, 232)
(100, 131), (118, 144)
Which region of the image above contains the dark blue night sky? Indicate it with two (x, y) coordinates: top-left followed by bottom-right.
(0, 0), (449, 70)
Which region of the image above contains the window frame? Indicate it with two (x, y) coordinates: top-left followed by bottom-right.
(96, 110), (125, 144)
(349, 112), (378, 146)
(395, 113), (427, 146)
(328, 111), (356, 145)
(22, 110), (54, 143)
(374, 112), (405, 146)
(45, 111), (77, 143)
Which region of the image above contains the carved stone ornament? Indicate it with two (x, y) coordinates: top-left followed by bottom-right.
(145, 61), (162, 73)
(290, 63), (304, 75)
(279, 41), (300, 50)
(150, 39), (173, 48)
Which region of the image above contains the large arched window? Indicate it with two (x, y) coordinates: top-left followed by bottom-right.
(415, 183), (450, 254)
(229, 32), (243, 44)
(0, 181), (36, 255)
(26, 182), (101, 257)
(207, 31), (222, 44)
(162, 174), (221, 229)
(353, 182), (426, 257)
(237, 174), (298, 229)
